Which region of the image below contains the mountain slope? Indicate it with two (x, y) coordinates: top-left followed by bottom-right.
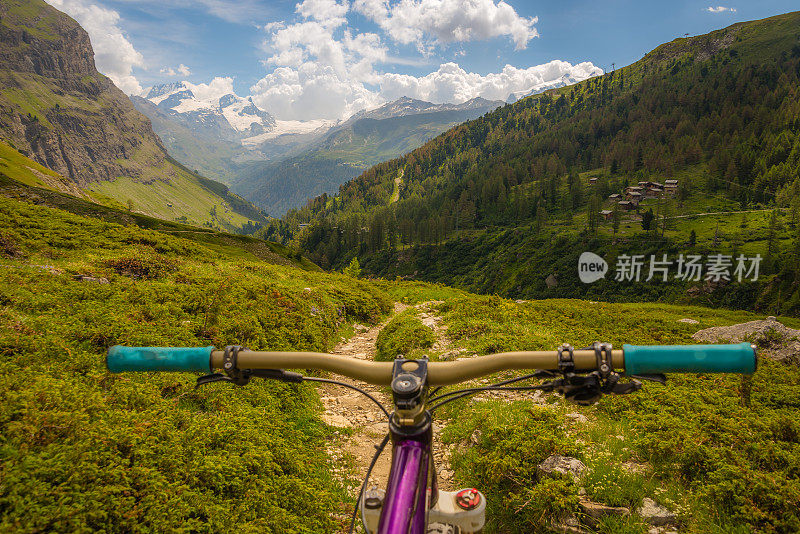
(0, 0), (267, 229)
(129, 95), (244, 184)
(232, 97), (503, 216)
(287, 11), (800, 313)
(133, 83), (336, 180)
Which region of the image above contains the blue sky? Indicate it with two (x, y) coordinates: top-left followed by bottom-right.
(46, 0), (800, 121)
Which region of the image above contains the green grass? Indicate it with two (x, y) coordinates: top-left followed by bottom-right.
(424, 294), (800, 533)
(439, 401), (579, 533)
(87, 172), (250, 229)
(375, 307), (435, 361)
(0, 173), (310, 269)
(0, 195), (393, 532)
(0, 139), (53, 188)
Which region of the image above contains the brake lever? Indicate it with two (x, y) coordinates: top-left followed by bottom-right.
(195, 368), (305, 388)
(195, 371), (250, 388)
(251, 369), (304, 383)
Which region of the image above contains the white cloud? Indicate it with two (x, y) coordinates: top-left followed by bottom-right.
(183, 77), (236, 103)
(379, 61), (601, 103)
(251, 65), (383, 121)
(706, 6), (736, 13)
(159, 63), (191, 76)
(353, 0), (539, 51)
(45, 0), (144, 94)
(296, 0), (350, 27)
(251, 0), (595, 121)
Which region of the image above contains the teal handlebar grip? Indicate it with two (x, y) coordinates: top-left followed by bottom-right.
(107, 346), (214, 373)
(623, 342), (756, 375)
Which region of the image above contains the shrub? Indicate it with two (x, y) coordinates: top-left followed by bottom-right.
(375, 308), (435, 361)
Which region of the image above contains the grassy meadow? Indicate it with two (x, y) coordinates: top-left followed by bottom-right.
(1, 194), (798, 533)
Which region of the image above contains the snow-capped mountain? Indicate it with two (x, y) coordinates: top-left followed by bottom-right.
(506, 73), (586, 103)
(141, 82), (276, 140)
(347, 96), (504, 123)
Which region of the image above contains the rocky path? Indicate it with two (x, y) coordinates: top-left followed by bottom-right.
(320, 301), (459, 531)
(319, 307), (401, 501)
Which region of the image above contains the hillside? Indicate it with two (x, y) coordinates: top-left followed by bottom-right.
(232, 97), (503, 216)
(0, 0), (267, 229)
(1, 191), (799, 532)
(286, 11), (800, 314)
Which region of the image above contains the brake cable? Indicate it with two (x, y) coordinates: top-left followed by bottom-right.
(348, 433), (390, 534)
(197, 346), (392, 420)
(302, 377), (391, 420)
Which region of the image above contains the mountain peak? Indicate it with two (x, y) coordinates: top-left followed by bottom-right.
(141, 83), (275, 135)
(145, 82), (187, 100)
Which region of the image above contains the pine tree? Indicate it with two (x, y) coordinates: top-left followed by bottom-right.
(642, 208), (654, 231)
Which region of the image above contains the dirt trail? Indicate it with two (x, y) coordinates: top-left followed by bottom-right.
(320, 301), (458, 516)
(319, 305), (402, 495)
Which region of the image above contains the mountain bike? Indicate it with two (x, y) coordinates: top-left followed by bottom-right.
(107, 341), (756, 533)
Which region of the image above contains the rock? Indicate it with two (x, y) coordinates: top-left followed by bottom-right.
(538, 455), (586, 482)
(692, 319), (800, 363)
(579, 498), (630, 522)
(545, 274), (558, 288)
(470, 429), (482, 445)
(353, 323), (369, 333)
(303, 287), (312, 292)
(438, 469), (453, 480)
(549, 515), (590, 533)
(677, 318), (699, 324)
(638, 498), (676, 526)
(515, 299), (528, 304)
(321, 414), (352, 428)
(620, 460), (651, 474)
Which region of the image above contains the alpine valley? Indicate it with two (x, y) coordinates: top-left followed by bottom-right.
(2, 2), (800, 534)
(285, 11), (800, 315)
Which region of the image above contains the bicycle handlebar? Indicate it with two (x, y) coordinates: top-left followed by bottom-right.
(107, 342), (756, 385)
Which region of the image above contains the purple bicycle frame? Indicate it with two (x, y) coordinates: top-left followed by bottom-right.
(375, 422), (436, 534)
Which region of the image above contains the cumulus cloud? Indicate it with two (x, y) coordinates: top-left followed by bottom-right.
(296, 0), (350, 27)
(183, 77), (237, 103)
(380, 61), (602, 103)
(45, 0), (144, 94)
(251, 65), (382, 121)
(706, 6), (736, 13)
(353, 0), (538, 51)
(160, 63), (191, 76)
(249, 0), (597, 120)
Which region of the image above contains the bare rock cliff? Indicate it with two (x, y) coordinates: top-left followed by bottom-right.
(0, 0), (170, 186)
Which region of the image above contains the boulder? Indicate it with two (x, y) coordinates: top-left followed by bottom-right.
(538, 455), (586, 482)
(692, 317), (800, 363)
(638, 497), (676, 526)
